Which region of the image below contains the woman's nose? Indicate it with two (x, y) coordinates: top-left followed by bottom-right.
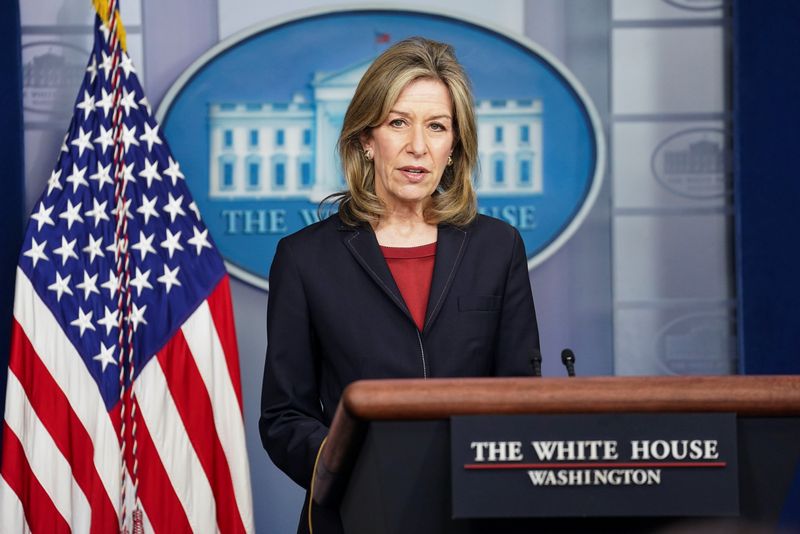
(406, 125), (427, 156)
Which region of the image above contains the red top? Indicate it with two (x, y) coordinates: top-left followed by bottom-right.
(380, 242), (437, 332)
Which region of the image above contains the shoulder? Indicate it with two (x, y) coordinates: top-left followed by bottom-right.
(274, 212), (357, 261)
(279, 213), (349, 246)
(455, 214), (525, 265)
(269, 214), (346, 279)
(465, 214), (520, 244)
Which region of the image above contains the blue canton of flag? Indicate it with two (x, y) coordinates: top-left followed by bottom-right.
(22, 20), (223, 410)
(1, 4), (253, 533)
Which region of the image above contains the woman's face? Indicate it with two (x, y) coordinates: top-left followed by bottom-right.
(361, 78), (454, 215)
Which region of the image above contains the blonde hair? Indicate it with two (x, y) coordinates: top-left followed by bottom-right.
(332, 37), (478, 227)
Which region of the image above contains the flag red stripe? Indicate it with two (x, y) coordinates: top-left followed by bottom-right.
(206, 275), (244, 412)
(157, 330), (246, 534)
(128, 397), (194, 534)
(1, 423), (71, 534)
(8, 320), (118, 533)
(108, 401), (121, 444)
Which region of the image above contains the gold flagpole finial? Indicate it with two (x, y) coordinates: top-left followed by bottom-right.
(92, 0), (128, 51)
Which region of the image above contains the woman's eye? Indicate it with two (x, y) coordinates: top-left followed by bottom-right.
(430, 122), (446, 132)
(389, 118), (405, 127)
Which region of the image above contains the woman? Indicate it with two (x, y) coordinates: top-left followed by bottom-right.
(260, 37), (540, 533)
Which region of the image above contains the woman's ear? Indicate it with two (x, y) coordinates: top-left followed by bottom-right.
(359, 131), (375, 161)
(359, 131), (372, 152)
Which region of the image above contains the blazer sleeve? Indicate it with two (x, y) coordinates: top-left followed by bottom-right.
(493, 227), (541, 376)
(259, 238), (327, 489)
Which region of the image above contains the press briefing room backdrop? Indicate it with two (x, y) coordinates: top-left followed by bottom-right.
(1, 0), (798, 532)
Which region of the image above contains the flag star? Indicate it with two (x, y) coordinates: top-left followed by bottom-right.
(120, 88), (139, 116)
(96, 87), (113, 118)
(96, 306), (119, 336)
(70, 127), (93, 157)
(30, 202), (55, 231)
(53, 235), (79, 265)
(101, 269), (119, 299)
(105, 239), (127, 263)
(23, 237), (48, 267)
(129, 302), (147, 332)
(82, 234), (105, 263)
(111, 198), (134, 221)
(119, 52), (136, 77)
(157, 264), (181, 294)
(109, 162), (138, 196)
(58, 199), (84, 230)
(121, 124), (139, 153)
(60, 133), (68, 153)
(138, 95), (152, 115)
(136, 194), (159, 225)
(138, 159), (161, 188)
(138, 122), (162, 153)
(99, 50), (113, 75)
(70, 307), (96, 337)
(164, 157), (185, 186)
(188, 201), (202, 221)
(65, 163), (89, 193)
(122, 161), (137, 187)
(94, 124), (114, 154)
(160, 229), (184, 258)
(47, 168), (63, 196)
(187, 226), (212, 255)
(131, 231), (156, 260)
(90, 161), (114, 189)
(85, 198), (110, 228)
(47, 271), (73, 302)
(130, 267), (153, 296)
(76, 270), (100, 300)
(76, 90), (95, 119)
(93, 342), (117, 372)
(99, 23), (110, 43)
(86, 55), (98, 84)
(163, 193), (186, 223)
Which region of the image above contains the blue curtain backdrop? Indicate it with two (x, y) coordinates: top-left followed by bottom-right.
(733, 0), (800, 375)
(734, 0), (800, 526)
(0, 0), (25, 461)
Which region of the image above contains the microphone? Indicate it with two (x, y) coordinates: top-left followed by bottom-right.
(561, 349), (576, 377)
(530, 348), (542, 377)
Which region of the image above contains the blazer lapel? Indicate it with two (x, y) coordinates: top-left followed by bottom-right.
(341, 224), (413, 322)
(423, 224), (469, 332)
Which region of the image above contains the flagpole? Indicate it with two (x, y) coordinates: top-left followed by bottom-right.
(97, 0), (142, 532)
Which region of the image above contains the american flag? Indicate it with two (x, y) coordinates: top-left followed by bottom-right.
(0, 3), (253, 532)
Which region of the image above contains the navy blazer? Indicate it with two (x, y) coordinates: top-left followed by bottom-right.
(259, 212), (540, 498)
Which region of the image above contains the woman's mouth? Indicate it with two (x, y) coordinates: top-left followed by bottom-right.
(399, 166), (429, 182)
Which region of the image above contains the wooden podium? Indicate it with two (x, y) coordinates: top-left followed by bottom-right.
(313, 376), (800, 533)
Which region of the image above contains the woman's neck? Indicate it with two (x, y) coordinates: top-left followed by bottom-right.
(373, 208), (438, 247)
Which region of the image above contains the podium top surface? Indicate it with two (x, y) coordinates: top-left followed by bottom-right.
(340, 375), (800, 419)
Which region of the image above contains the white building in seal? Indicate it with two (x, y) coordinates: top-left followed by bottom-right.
(208, 58), (543, 199)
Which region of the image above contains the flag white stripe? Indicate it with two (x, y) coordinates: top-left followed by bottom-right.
(0, 477), (31, 533)
(136, 359), (217, 532)
(4, 372), (91, 531)
(182, 300), (254, 531)
(123, 467), (154, 534)
(13, 268), (121, 513)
